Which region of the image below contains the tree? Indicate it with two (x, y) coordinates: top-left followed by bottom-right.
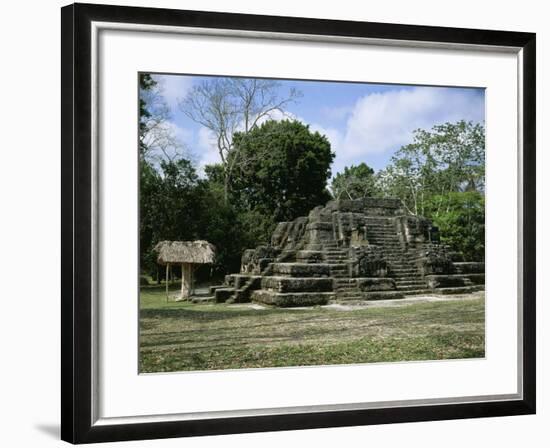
(424, 192), (485, 261)
(331, 163), (380, 199)
(378, 120), (485, 215)
(230, 119), (334, 237)
(139, 74), (186, 164)
(179, 77), (301, 202)
(139, 157), (205, 277)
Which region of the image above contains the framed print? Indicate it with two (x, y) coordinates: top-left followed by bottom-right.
(61, 2), (536, 444)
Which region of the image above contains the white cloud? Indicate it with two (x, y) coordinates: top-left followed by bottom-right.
(154, 74), (193, 112)
(341, 86), (484, 158)
(195, 127), (221, 175)
(311, 87), (484, 175)
(320, 105), (352, 122)
(165, 120), (192, 143)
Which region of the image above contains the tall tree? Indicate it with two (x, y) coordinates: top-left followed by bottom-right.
(230, 119), (334, 237)
(331, 163), (380, 199)
(139, 74), (186, 164)
(139, 158), (205, 276)
(378, 120), (485, 215)
(424, 192), (485, 261)
(179, 77), (301, 202)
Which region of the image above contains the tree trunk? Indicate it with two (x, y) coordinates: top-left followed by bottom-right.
(223, 174), (229, 204)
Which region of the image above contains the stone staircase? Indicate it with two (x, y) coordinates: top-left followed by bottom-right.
(365, 217), (428, 293)
(250, 262), (335, 307)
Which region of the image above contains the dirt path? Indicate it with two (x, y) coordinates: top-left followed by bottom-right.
(231, 291), (485, 311)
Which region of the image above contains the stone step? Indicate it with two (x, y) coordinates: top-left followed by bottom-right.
(271, 263), (332, 277)
(191, 296), (215, 304)
(396, 283), (432, 293)
(208, 284), (226, 294)
(335, 291), (406, 301)
(261, 276), (333, 293)
(336, 295), (364, 301)
(337, 291), (364, 297)
(435, 285), (484, 294)
(214, 287), (236, 303)
(334, 285), (485, 303)
(252, 290), (334, 307)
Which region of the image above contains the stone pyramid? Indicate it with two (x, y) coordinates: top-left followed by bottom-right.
(211, 198), (484, 306)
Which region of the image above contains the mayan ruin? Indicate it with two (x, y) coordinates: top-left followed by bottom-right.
(211, 198), (485, 307)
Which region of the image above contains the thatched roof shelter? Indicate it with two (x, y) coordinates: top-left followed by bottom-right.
(154, 240), (216, 265)
(154, 240), (216, 301)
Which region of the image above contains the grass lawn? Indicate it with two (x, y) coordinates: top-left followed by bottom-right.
(139, 287), (485, 373)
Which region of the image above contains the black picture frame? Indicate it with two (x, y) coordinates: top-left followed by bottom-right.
(61, 2), (536, 444)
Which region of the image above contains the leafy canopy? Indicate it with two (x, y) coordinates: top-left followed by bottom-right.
(231, 119), (335, 227)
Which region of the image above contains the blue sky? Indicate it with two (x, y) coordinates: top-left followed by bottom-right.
(149, 73), (485, 177)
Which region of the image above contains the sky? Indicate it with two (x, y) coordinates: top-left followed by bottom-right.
(148, 73), (485, 177)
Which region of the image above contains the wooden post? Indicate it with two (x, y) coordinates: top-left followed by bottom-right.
(165, 263), (170, 302)
(190, 264), (195, 297)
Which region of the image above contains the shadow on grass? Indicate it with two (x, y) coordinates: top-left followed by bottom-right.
(139, 306), (306, 321)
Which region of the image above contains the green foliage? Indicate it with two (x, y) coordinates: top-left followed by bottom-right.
(139, 158), (205, 277)
(424, 192), (485, 262)
(140, 157), (267, 278)
(377, 120), (485, 216)
(372, 120), (485, 260)
(138, 74), (157, 150)
(231, 119), (334, 228)
(331, 163), (380, 199)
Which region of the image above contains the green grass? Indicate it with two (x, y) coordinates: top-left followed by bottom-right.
(139, 287), (485, 373)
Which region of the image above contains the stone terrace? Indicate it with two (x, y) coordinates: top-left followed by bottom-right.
(210, 198), (484, 307)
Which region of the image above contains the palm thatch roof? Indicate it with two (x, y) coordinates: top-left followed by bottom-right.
(154, 240), (216, 265)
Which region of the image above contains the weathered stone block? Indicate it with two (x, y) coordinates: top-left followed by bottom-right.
(241, 246), (280, 274)
(224, 274), (261, 290)
(425, 273), (485, 289)
(214, 288), (234, 303)
(418, 244), (454, 275)
(365, 290), (405, 300)
(262, 276), (333, 293)
(350, 245), (388, 277)
(295, 250), (324, 263)
(271, 217), (308, 250)
(252, 291), (333, 307)
(453, 262), (485, 274)
(271, 263), (331, 277)
(356, 277), (396, 292)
